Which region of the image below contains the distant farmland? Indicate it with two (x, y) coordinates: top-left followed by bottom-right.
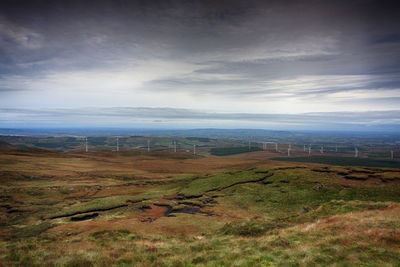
(210, 146), (262, 156)
(271, 156), (400, 168)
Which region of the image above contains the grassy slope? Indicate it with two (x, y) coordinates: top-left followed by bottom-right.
(3, 203), (399, 266)
(179, 168), (272, 197)
(271, 155), (400, 168)
(210, 146), (262, 156)
(0, 150), (399, 266)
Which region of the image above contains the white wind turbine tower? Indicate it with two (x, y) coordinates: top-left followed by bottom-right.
(335, 145), (338, 153)
(391, 150), (394, 160)
(147, 140), (150, 152)
(287, 144), (291, 156)
(354, 147), (359, 158)
(193, 144), (196, 155)
(116, 137), (119, 152)
(320, 146), (324, 154)
(308, 145), (311, 156)
(275, 143), (278, 152)
(85, 137), (88, 152)
(174, 141), (177, 152)
(303, 144), (306, 152)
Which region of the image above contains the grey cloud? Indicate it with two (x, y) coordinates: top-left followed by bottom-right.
(0, 16), (43, 50)
(0, 107), (399, 130)
(1, 0), (399, 74)
(146, 71), (400, 100)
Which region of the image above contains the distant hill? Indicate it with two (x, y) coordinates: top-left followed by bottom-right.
(0, 139), (15, 150)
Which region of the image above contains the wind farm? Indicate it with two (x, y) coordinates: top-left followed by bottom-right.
(0, 129), (400, 266)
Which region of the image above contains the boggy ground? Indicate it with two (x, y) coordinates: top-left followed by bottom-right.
(0, 149), (399, 266)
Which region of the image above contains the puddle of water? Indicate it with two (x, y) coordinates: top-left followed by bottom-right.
(172, 207), (201, 214)
(140, 217), (155, 223)
(137, 205), (152, 212)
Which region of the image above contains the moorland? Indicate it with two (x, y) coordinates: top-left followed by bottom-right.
(0, 135), (399, 266)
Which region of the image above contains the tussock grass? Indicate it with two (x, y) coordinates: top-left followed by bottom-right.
(12, 222), (55, 238)
(89, 230), (141, 244)
(179, 168), (272, 197)
(290, 200), (389, 223)
(220, 221), (287, 237)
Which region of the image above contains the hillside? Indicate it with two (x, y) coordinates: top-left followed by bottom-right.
(0, 148), (399, 266)
(0, 140), (14, 150)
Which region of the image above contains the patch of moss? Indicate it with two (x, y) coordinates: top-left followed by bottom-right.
(89, 229), (139, 242)
(220, 221), (285, 237)
(290, 200), (389, 223)
(180, 168), (272, 197)
(12, 222), (54, 238)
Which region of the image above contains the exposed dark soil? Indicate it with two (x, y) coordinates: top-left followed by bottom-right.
(70, 213), (99, 221)
(204, 173), (274, 193)
(50, 204), (128, 219)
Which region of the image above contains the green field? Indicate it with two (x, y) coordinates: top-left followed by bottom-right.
(210, 146), (262, 156)
(271, 156), (400, 168)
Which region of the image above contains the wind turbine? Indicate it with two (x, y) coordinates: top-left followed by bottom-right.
(116, 137), (119, 152)
(320, 146), (324, 154)
(308, 145), (311, 156)
(147, 140), (150, 152)
(390, 150), (393, 160)
(354, 147), (358, 158)
(193, 144), (196, 155)
(174, 141), (177, 152)
(287, 144), (291, 156)
(85, 137), (88, 152)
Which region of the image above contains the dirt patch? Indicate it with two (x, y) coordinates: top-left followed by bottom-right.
(136, 240), (167, 247)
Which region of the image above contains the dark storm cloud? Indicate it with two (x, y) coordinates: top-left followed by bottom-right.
(1, 0), (399, 73)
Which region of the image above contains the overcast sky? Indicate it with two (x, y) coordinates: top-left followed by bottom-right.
(0, 0), (399, 130)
